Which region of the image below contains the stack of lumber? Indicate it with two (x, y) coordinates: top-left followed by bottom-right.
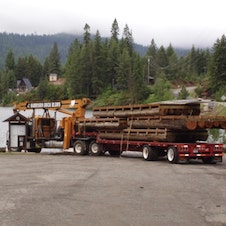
(77, 100), (226, 143)
(92, 100), (201, 117)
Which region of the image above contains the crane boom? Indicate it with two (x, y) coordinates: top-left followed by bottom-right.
(13, 98), (91, 118)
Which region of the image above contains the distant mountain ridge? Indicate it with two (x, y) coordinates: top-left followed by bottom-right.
(0, 32), (189, 68)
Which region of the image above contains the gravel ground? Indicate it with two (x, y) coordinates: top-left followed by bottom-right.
(0, 152), (226, 226)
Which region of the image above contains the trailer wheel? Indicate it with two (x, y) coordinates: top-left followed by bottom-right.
(73, 140), (88, 155)
(167, 146), (179, 164)
(142, 145), (157, 161)
(202, 157), (215, 164)
(89, 141), (103, 156)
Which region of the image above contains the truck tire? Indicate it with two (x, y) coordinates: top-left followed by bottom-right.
(167, 146), (179, 164)
(89, 141), (103, 156)
(202, 157), (215, 164)
(73, 140), (88, 155)
(142, 145), (157, 161)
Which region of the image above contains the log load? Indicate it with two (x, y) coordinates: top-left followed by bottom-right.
(77, 115), (226, 132)
(98, 129), (208, 143)
(127, 115), (226, 130)
(185, 115), (226, 130)
(127, 117), (188, 130)
(77, 118), (127, 130)
(93, 100), (201, 118)
(77, 100), (226, 143)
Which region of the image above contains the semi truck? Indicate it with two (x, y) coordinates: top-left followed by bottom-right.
(11, 99), (225, 164)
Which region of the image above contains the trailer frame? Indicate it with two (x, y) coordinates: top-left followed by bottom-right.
(72, 132), (224, 164)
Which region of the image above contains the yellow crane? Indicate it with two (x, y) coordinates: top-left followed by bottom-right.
(13, 98), (91, 149)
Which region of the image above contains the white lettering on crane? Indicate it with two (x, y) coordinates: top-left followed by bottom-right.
(27, 101), (61, 109)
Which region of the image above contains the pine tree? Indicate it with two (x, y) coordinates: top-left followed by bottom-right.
(107, 37), (120, 88)
(83, 23), (91, 45)
(15, 57), (27, 79)
(209, 35), (226, 93)
(188, 45), (198, 75)
(81, 24), (93, 96)
(131, 53), (149, 103)
(156, 46), (168, 76)
(145, 39), (158, 79)
(43, 58), (49, 77)
(166, 43), (178, 79)
(5, 49), (15, 71)
(147, 39), (158, 57)
(47, 42), (61, 76)
(111, 19), (119, 42)
(3, 49), (16, 90)
(92, 30), (105, 96)
(25, 55), (43, 86)
(65, 39), (82, 97)
(37, 77), (49, 100)
(116, 48), (131, 90)
(1, 70), (16, 91)
(196, 49), (209, 75)
(121, 24), (134, 56)
(177, 85), (189, 99)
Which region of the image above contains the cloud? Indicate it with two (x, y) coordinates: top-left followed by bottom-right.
(0, 0), (226, 47)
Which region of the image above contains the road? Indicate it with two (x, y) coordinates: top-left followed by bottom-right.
(0, 152), (226, 226)
(171, 86), (197, 98)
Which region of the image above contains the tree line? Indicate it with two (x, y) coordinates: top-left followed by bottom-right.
(0, 19), (225, 106)
(0, 32), (78, 68)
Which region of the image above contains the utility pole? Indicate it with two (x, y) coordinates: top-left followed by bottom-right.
(147, 56), (150, 85)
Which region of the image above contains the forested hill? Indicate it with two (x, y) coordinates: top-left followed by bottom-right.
(0, 33), (76, 68)
(0, 32), (189, 68)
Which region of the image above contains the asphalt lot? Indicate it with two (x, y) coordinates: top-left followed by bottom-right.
(0, 152), (226, 226)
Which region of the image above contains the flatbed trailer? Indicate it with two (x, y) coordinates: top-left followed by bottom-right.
(72, 132), (224, 164)
(9, 99), (225, 164)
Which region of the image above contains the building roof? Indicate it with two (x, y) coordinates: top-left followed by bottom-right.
(17, 78), (32, 89)
(3, 112), (29, 122)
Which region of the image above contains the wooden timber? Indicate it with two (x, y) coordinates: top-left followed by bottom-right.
(98, 128), (208, 143)
(77, 115), (226, 133)
(128, 115), (226, 130)
(128, 117), (187, 130)
(77, 118), (127, 130)
(185, 115), (226, 130)
(93, 100), (201, 118)
(98, 129), (167, 141)
(93, 104), (160, 118)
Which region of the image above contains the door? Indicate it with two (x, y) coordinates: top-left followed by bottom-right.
(18, 136), (26, 150)
(10, 125), (26, 148)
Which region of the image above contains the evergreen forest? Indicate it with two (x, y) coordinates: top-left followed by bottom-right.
(0, 19), (226, 106)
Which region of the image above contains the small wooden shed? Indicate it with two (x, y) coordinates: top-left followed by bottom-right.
(4, 112), (29, 151)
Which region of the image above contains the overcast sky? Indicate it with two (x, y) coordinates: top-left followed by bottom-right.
(0, 0), (226, 48)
